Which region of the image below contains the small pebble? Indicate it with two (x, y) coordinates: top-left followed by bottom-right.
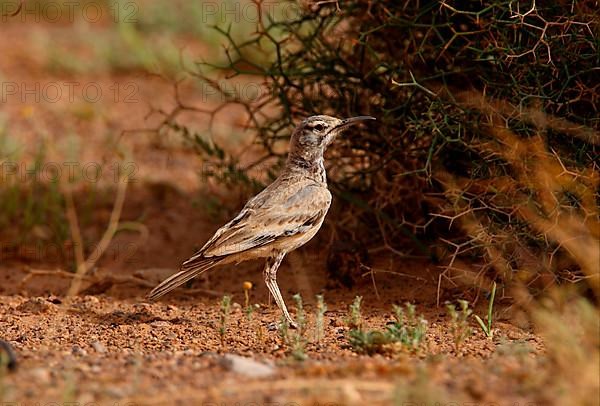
(150, 320), (171, 328)
(72, 345), (87, 357)
(105, 387), (127, 399)
(30, 368), (51, 383)
(222, 354), (275, 378)
(91, 341), (107, 353)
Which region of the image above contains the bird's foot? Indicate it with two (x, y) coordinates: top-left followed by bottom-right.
(266, 320), (298, 331)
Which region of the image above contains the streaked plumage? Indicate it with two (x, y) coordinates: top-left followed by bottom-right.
(147, 115), (375, 327)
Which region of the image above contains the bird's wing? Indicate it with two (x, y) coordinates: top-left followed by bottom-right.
(184, 182), (331, 262)
(148, 182), (330, 300)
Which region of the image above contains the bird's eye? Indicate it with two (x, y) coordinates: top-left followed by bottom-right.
(314, 124), (324, 132)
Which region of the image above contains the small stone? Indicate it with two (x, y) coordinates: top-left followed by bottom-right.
(150, 320), (171, 328)
(105, 387), (127, 398)
(91, 341), (106, 353)
(222, 354), (275, 378)
(72, 345), (87, 357)
(83, 295), (100, 304)
(30, 368), (51, 383)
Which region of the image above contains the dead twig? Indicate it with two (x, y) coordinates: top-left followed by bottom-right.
(19, 267), (223, 298)
(65, 173), (129, 297)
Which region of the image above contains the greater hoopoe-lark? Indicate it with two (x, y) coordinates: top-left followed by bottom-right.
(147, 115), (376, 327)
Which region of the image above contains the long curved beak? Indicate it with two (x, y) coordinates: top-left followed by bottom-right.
(335, 115), (376, 131)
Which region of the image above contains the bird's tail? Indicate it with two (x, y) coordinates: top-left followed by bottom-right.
(146, 257), (220, 301)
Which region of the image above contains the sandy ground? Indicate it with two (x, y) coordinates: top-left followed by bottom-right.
(0, 291), (545, 405)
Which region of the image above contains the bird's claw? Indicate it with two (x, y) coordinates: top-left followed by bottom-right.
(266, 320), (298, 331)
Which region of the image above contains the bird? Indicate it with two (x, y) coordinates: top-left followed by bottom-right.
(146, 115), (376, 327)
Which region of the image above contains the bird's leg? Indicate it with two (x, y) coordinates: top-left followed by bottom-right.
(263, 252), (297, 329)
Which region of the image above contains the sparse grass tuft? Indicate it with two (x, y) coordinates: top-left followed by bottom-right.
(346, 296), (363, 330)
(446, 299), (473, 352)
(289, 294), (308, 361)
(348, 301), (428, 355)
(277, 294), (308, 361)
(533, 297), (599, 405)
(474, 282), (497, 339)
(387, 303), (428, 349)
(0, 137), (69, 255)
(314, 294), (327, 343)
(218, 295), (232, 348)
(278, 315), (289, 346)
(347, 329), (389, 355)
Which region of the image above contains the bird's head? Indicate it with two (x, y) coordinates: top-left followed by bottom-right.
(289, 115), (375, 163)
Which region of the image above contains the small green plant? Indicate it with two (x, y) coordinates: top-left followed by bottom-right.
(255, 318), (265, 349)
(314, 294), (327, 343)
(387, 303), (428, 349)
(347, 302), (428, 354)
(348, 329), (389, 355)
(277, 294), (309, 361)
(347, 296), (363, 329)
(474, 282), (497, 339)
(278, 315), (290, 346)
(446, 299), (473, 351)
(244, 305), (254, 321)
(290, 294), (308, 361)
(293, 293), (307, 335)
(218, 295), (232, 347)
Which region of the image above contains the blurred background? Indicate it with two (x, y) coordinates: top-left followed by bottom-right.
(0, 0), (598, 404)
(0, 0), (270, 287)
(0, 0), (597, 302)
